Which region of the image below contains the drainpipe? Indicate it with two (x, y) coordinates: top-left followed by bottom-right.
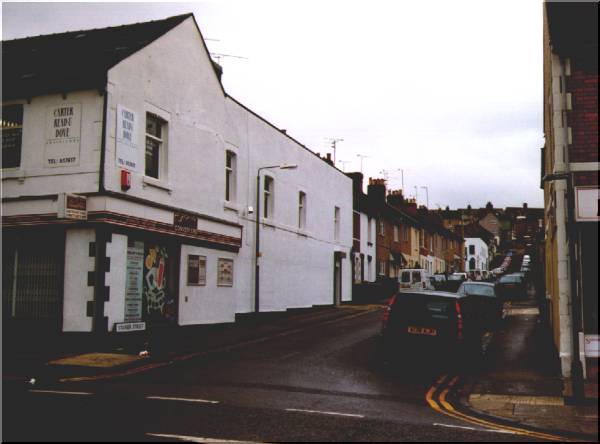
(543, 172), (585, 403)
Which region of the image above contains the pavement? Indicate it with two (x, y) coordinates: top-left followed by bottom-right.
(3, 290), (598, 441)
(456, 286), (599, 441)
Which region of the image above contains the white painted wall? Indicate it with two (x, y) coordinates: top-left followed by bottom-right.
(2, 91), (104, 198)
(179, 245), (237, 325)
(63, 228), (95, 332)
(464, 238), (489, 271)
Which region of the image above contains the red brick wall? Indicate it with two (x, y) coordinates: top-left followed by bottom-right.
(567, 56), (598, 163)
(574, 171), (598, 187)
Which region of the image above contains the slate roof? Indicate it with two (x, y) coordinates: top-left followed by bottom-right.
(2, 13), (193, 100)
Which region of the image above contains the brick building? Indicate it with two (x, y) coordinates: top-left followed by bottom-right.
(542, 1), (598, 393)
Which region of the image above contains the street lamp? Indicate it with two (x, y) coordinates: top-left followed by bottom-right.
(255, 163), (298, 313)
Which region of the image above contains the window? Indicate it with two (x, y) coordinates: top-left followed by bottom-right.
(469, 245), (475, 255)
(225, 151), (236, 202)
(379, 221), (385, 236)
(187, 255), (207, 286)
(2, 104), (23, 168)
(367, 218), (373, 243)
(145, 113), (166, 179)
(393, 226), (399, 242)
(334, 206), (340, 241)
(379, 260), (386, 276)
(298, 192), (307, 229)
(402, 226), (409, 242)
(263, 176), (274, 219)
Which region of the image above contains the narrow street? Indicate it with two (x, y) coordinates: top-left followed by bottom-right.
(4, 307), (546, 442)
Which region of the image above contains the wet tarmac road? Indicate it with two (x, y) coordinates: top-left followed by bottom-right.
(3, 308), (547, 442)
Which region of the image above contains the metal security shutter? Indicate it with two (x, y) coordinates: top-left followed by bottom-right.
(3, 235), (63, 321)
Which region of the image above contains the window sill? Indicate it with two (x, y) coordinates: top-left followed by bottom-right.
(1, 168), (25, 180)
(142, 176), (172, 193)
(223, 201), (240, 213)
(260, 218), (276, 229)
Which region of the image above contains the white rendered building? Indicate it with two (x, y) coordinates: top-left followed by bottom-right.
(2, 14), (352, 335)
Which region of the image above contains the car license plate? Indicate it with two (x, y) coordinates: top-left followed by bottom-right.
(407, 326), (437, 336)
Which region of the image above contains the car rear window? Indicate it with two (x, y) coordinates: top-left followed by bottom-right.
(412, 272), (421, 283)
(500, 275), (522, 283)
(448, 275), (462, 281)
(462, 284), (495, 297)
(401, 271), (411, 283)
(392, 293), (457, 323)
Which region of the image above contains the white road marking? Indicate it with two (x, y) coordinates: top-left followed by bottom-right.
(29, 389), (92, 396)
(433, 423), (517, 435)
(433, 423), (478, 431)
(146, 396), (219, 404)
(285, 408), (364, 418)
(146, 433), (262, 443)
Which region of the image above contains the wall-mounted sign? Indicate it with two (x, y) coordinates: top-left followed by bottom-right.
(174, 212), (198, 235)
(125, 240), (145, 322)
(116, 105), (140, 173)
(187, 255), (207, 286)
(57, 193), (87, 220)
(45, 103), (81, 167)
(584, 334), (600, 358)
(217, 258), (234, 287)
(575, 187), (599, 222)
(115, 322), (146, 333)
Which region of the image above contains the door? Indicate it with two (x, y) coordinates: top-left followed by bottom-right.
(334, 253), (342, 305)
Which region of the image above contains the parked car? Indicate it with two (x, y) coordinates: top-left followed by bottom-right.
(456, 281), (504, 330)
(445, 272), (467, 292)
(496, 273), (527, 300)
(380, 290), (484, 362)
(398, 269), (434, 291)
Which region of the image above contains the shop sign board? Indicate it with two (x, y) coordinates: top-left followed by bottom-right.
(58, 193), (87, 220)
(575, 187), (599, 222)
(584, 335), (599, 358)
(116, 105), (140, 173)
(45, 103), (81, 167)
(125, 241), (145, 322)
(217, 258), (234, 287)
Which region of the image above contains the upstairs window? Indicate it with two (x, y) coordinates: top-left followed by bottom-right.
(145, 113), (167, 179)
(225, 150), (237, 202)
(263, 176), (274, 219)
(298, 192), (307, 229)
(469, 245), (475, 255)
(379, 221), (385, 236)
(2, 105), (23, 169)
(334, 206), (341, 241)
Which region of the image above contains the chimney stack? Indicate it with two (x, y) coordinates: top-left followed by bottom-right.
(367, 177), (387, 204)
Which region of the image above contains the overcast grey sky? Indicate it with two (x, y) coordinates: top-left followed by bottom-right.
(2, 1), (545, 209)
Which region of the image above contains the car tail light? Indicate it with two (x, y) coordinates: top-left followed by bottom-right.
(455, 301), (463, 340)
(382, 295), (397, 331)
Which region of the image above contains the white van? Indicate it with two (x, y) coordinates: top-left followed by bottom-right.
(398, 269), (434, 290)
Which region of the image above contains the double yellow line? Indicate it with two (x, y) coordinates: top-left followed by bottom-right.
(425, 374), (571, 442)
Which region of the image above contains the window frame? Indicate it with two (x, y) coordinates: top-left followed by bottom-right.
(263, 176), (274, 219)
(225, 150), (237, 202)
(298, 191), (307, 230)
(144, 112), (167, 180)
(2, 104), (24, 169)
(334, 206), (341, 242)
